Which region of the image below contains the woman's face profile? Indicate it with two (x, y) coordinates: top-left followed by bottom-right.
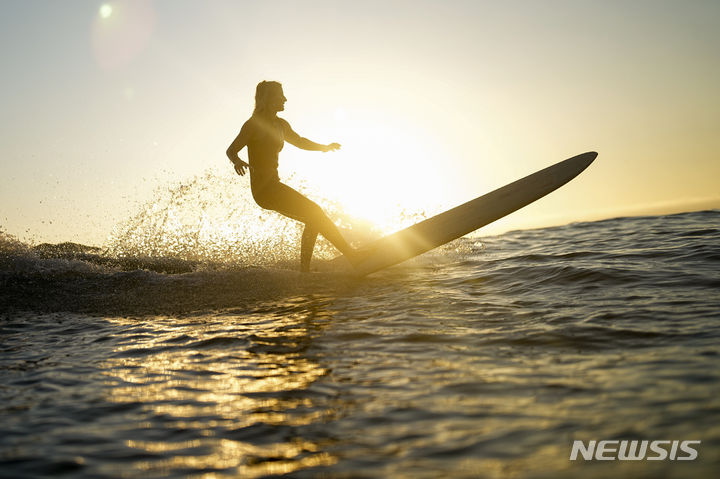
(268, 87), (287, 113)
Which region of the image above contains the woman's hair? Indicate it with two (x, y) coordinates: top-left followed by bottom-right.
(254, 80), (283, 115)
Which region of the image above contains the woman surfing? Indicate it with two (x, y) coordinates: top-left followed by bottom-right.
(226, 81), (358, 272)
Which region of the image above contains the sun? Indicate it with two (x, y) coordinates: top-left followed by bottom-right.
(333, 145), (435, 228)
(290, 114), (449, 234)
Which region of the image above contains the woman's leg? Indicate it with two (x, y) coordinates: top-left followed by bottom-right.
(300, 226), (318, 272)
(258, 183), (356, 267)
(309, 212), (354, 256)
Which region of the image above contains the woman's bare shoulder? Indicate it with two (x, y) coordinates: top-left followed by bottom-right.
(240, 116), (260, 134)
(277, 117), (294, 132)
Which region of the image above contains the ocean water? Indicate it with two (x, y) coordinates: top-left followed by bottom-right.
(1, 209), (719, 478)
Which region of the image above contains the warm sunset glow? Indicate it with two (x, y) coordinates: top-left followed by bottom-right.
(1, 2), (719, 245)
(283, 110), (453, 235)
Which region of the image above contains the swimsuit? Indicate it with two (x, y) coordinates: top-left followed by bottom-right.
(247, 117), (326, 225)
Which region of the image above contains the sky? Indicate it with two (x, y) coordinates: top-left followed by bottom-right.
(1, 0), (719, 246)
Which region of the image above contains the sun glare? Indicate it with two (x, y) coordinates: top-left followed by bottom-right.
(290, 114), (449, 234)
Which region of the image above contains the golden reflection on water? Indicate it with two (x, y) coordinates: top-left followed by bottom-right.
(128, 439), (334, 477)
(101, 302), (336, 477)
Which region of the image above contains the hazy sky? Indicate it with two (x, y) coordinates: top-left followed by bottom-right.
(2, 0), (719, 245)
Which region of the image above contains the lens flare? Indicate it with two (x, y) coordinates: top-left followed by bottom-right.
(91, 1), (155, 70)
(99, 4), (113, 19)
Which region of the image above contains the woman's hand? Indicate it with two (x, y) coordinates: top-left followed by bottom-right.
(233, 159), (250, 176)
(323, 142), (341, 152)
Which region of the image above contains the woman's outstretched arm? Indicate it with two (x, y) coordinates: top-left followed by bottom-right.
(281, 119), (341, 152)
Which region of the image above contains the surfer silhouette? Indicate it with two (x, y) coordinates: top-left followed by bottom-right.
(227, 81), (358, 272)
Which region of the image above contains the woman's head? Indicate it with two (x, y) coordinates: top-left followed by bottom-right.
(254, 81), (286, 115)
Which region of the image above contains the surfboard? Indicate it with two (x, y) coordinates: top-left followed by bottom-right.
(333, 151), (597, 276)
